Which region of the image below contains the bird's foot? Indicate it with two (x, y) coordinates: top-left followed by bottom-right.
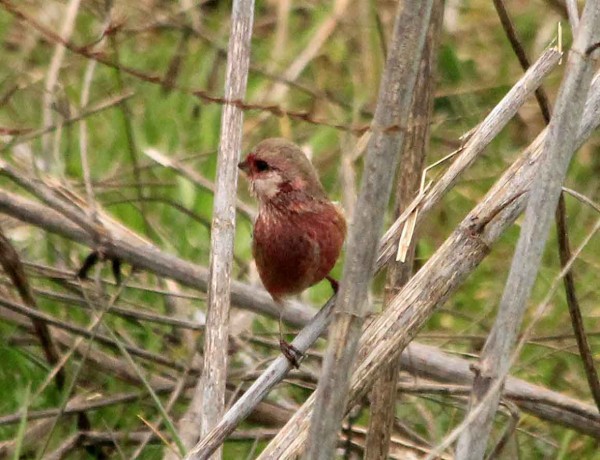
(279, 339), (303, 369)
(77, 250), (123, 285)
(326, 275), (339, 294)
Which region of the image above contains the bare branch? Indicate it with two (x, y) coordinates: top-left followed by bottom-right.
(556, 194), (600, 411)
(365, 2), (444, 457)
(176, 0), (255, 457)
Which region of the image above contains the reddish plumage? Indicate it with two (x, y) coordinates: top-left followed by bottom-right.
(253, 195), (346, 301)
(238, 138), (346, 365)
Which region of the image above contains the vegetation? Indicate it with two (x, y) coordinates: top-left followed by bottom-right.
(0, 0), (598, 458)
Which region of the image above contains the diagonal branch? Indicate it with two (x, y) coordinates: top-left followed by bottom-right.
(556, 194), (600, 411)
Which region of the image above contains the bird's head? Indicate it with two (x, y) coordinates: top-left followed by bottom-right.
(238, 138), (326, 203)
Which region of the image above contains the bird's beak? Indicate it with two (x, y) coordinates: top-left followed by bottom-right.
(238, 158), (250, 174)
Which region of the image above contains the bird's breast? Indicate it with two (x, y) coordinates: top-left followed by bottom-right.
(252, 201), (346, 300)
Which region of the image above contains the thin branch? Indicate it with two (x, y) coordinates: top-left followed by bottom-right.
(79, 44), (100, 222)
(0, 384), (188, 426)
(555, 194), (600, 410)
(99, 302), (186, 457)
(0, 293), (184, 370)
(0, 0), (474, 138)
(177, 0), (255, 457)
(0, 230), (65, 388)
(2, 91), (135, 153)
(40, 0), (82, 169)
(105, 14), (157, 244)
(492, 0), (552, 124)
(30, 285), (204, 330)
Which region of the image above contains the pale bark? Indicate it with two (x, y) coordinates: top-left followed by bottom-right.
(365, 2), (443, 457)
(304, 2), (435, 458)
(174, 1), (255, 458)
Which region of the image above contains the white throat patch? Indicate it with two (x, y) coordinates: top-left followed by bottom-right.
(251, 171), (283, 200)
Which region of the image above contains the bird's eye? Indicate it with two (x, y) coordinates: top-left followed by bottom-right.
(254, 160), (269, 172)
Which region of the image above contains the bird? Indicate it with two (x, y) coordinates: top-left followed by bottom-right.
(238, 138), (347, 367)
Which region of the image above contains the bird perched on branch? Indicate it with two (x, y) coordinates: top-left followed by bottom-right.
(238, 138), (346, 367)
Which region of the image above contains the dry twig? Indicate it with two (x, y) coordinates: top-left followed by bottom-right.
(176, 0), (255, 458)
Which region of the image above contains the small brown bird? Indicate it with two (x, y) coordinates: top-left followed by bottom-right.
(238, 138), (347, 366)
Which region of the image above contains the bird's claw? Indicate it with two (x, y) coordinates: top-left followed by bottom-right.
(326, 275), (339, 294)
(279, 339), (303, 368)
(76, 250), (123, 285)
